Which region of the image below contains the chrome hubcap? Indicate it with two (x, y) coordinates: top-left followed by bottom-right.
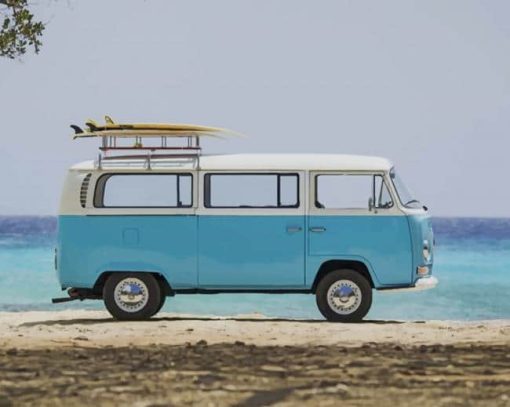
(327, 280), (362, 315)
(114, 278), (148, 313)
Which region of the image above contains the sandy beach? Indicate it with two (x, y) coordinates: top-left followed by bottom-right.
(1, 310), (510, 349)
(0, 311), (509, 406)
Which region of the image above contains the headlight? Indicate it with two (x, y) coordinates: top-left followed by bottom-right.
(422, 240), (431, 262)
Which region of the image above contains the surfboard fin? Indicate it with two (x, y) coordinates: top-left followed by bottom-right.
(104, 115), (115, 125)
(70, 125), (84, 134)
(85, 119), (99, 132)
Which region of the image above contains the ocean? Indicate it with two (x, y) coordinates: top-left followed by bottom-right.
(0, 216), (508, 321)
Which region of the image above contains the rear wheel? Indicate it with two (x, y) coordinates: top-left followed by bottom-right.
(103, 273), (161, 321)
(316, 269), (372, 322)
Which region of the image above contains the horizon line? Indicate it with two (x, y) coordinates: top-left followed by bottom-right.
(0, 214), (509, 220)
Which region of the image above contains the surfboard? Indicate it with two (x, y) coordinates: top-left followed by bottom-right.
(72, 129), (229, 139)
(84, 116), (227, 132)
(72, 116), (242, 139)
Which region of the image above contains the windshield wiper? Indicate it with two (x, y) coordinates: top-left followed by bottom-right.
(404, 199), (420, 206)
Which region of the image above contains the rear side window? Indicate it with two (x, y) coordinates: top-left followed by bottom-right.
(315, 174), (392, 209)
(95, 174), (192, 208)
(204, 173), (299, 208)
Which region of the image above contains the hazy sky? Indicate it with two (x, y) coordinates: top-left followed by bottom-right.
(1, 0), (509, 216)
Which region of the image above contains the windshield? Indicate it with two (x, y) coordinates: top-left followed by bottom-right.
(390, 169), (422, 209)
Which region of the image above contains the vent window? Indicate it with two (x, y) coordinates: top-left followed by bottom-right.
(80, 173), (92, 208)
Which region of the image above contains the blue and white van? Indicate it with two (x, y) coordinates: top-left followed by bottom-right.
(55, 132), (436, 322)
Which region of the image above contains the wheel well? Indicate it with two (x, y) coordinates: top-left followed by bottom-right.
(312, 260), (374, 292)
(93, 272), (174, 296)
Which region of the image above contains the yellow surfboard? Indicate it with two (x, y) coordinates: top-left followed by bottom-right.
(86, 115), (227, 132)
(72, 116), (241, 139)
(73, 129), (229, 139)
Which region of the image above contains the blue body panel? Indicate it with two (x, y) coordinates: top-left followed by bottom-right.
(407, 214), (434, 281)
(306, 215), (413, 286)
(198, 216), (305, 288)
(58, 215), (197, 289)
(57, 213), (432, 290)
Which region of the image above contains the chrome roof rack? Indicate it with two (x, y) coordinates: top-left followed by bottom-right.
(95, 135), (202, 170)
(71, 116), (240, 171)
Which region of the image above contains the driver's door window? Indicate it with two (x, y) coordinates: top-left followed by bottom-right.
(314, 174), (393, 210)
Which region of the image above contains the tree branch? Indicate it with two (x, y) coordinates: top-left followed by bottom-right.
(0, 0), (44, 59)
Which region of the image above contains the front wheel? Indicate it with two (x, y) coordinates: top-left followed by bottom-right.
(316, 269), (372, 322)
(103, 273), (162, 321)
(150, 294), (167, 317)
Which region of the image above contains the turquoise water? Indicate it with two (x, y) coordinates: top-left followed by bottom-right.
(0, 216), (509, 320)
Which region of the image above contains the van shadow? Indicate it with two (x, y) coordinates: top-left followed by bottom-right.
(19, 316), (409, 327)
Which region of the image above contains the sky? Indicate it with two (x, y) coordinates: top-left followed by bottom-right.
(1, 0), (510, 216)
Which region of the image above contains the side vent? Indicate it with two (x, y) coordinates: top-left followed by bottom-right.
(80, 173), (92, 208)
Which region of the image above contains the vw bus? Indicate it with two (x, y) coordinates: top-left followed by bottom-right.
(54, 119), (437, 321)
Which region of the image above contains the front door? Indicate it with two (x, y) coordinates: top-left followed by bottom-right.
(307, 172), (413, 286)
(198, 172), (306, 288)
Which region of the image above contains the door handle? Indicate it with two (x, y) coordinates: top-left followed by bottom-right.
(309, 226), (326, 233)
(286, 226), (303, 233)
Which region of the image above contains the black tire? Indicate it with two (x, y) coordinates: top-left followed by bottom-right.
(150, 293), (167, 317)
(316, 269), (372, 322)
(103, 273), (161, 321)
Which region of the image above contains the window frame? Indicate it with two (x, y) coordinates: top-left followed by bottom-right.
(311, 171), (397, 213)
(373, 175), (394, 209)
(203, 172), (300, 209)
(93, 172), (194, 209)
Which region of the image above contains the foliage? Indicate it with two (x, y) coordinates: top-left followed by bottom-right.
(0, 0), (44, 59)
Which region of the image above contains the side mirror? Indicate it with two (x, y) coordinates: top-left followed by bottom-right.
(368, 197), (374, 211)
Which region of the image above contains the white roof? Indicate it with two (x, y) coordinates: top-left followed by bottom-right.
(71, 154), (393, 172)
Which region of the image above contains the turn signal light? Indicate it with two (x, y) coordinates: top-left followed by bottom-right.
(417, 266), (429, 276)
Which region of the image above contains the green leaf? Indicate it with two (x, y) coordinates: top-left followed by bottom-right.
(0, 0), (45, 58)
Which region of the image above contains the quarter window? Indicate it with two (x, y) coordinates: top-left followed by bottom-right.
(374, 176), (393, 209)
(95, 174), (192, 208)
(315, 174), (392, 209)
(205, 173), (299, 208)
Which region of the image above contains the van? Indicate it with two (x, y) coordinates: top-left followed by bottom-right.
(54, 120), (437, 321)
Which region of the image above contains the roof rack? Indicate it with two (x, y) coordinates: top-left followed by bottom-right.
(71, 116), (238, 170)
(97, 134), (202, 170)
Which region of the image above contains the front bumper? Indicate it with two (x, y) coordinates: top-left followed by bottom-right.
(380, 276), (439, 293)
(412, 275), (438, 291)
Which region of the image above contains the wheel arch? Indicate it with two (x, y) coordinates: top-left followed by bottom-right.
(311, 260), (375, 293)
(93, 271), (174, 296)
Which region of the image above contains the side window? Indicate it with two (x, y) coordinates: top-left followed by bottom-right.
(204, 173), (299, 208)
(95, 174), (192, 208)
(374, 176), (393, 209)
(315, 174), (393, 210)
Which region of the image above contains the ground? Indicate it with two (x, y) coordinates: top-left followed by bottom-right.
(0, 311), (509, 406)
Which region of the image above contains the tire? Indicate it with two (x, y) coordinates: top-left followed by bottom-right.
(316, 269), (372, 322)
(150, 294), (167, 317)
(103, 273), (161, 321)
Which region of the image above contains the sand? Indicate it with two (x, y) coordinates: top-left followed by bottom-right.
(0, 311), (509, 406)
(0, 310), (509, 348)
